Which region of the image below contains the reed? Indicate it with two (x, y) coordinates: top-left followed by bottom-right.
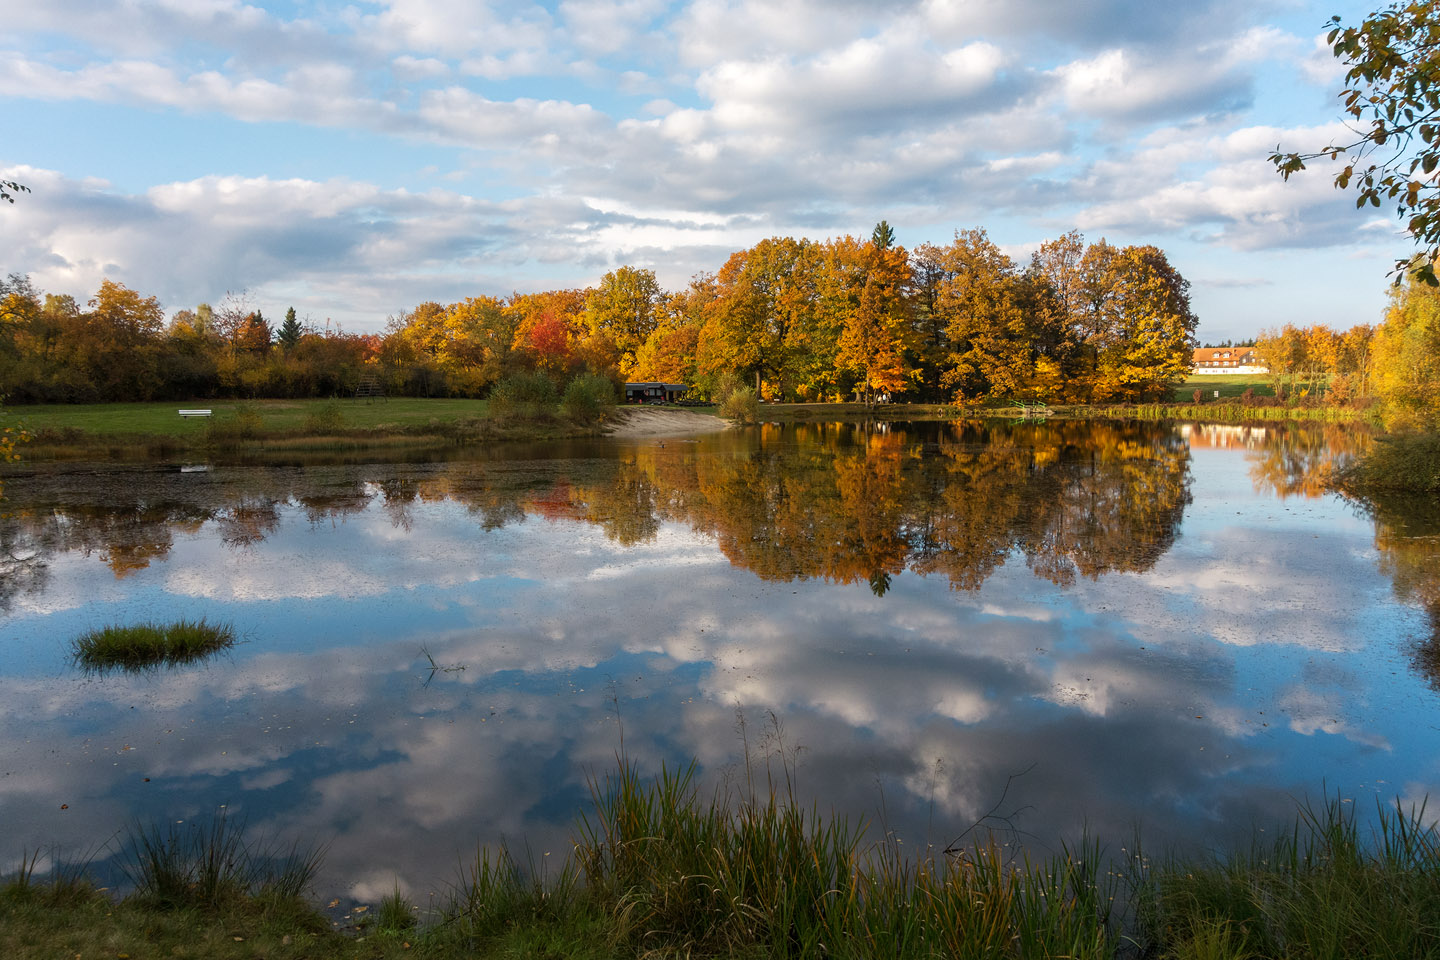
(1072, 402), (1363, 424)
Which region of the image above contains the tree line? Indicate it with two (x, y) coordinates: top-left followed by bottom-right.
(1255, 278), (1440, 430)
(0, 225), (1199, 405)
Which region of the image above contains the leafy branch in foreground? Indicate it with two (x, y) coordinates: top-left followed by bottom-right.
(1271, 2), (1440, 284)
(0, 179), (27, 205)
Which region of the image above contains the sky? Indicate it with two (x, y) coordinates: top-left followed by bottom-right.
(0, 0), (1413, 342)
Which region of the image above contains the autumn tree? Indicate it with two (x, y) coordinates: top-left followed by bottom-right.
(825, 234), (914, 404)
(1372, 278), (1440, 428)
(1085, 245), (1197, 401)
(933, 229), (1064, 400)
(584, 266), (661, 377)
(700, 237), (822, 398)
(237, 311), (273, 353)
(907, 242), (952, 400)
(83, 279), (166, 399)
(627, 274), (713, 387)
(510, 288), (586, 377)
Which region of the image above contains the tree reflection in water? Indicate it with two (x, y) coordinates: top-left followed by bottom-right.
(1, 420), (1433, 683)
(0, 420), (1193, 600)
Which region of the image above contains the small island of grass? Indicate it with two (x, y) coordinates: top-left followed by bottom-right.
(71, 619), (237, 671)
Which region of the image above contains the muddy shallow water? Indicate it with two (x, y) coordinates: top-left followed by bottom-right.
(2, 419), (1438, 901)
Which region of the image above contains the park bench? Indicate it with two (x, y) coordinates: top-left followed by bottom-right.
(178, 409), (212, 418)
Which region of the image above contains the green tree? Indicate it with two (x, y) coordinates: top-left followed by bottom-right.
(0, 179), (27, 205)
(278, 307), (302, 350)
(1270, 1), (1440, 283)
(871, 220), (896, 250)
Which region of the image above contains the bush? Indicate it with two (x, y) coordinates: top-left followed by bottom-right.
(303, 401), (345, 434)
(719, 385), (760, 424)
(208, 403), (264, 441)
(561, 374), (616, 423)
(488, 372), (558, 419)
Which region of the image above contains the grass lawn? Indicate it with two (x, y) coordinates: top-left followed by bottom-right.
(6, 398), (491, 439)
(1173, 374), (1276, 401)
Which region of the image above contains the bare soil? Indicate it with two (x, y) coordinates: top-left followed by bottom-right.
(607, 408), (731, 438)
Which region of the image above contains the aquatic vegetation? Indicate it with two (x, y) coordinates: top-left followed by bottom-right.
(70, 618), (236, 671)
(7, 773), (1440, 958)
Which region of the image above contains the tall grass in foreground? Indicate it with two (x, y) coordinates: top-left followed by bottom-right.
(70, 618), (236, 671)
(10, 772), (1440, 958)
(121, 810), (325, 911)
(1133, 795), (1440, 960)
(441, 760), (1117, 958)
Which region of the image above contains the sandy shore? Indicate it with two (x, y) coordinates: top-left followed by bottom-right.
(606, 408), (731, 438)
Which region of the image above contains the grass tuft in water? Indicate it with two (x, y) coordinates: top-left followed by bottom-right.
(70, 618), (236, 671)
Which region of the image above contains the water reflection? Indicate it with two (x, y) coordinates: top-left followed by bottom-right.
(0, 419), (1436, 903)
(1, 420), (1193, 600)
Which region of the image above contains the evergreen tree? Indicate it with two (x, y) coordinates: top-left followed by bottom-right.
(278, 306), (302, 350)
(871, 220), (896, 250)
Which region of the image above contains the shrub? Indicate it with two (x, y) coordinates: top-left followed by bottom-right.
(488, 371), (558, 419)
(208, 403), (264, 441)
(719, 385), (760, 424)
(303, 401), (345, 433)
(1192, 388), (1203, 404)
(561, 374), (616, 423)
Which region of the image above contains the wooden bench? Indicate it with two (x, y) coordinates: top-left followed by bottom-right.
(178, 409), (212, 418)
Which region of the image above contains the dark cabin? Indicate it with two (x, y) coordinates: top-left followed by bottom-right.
(623, 382), (688, 404)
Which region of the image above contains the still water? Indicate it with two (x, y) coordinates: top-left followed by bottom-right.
(2, 419), (1438, 900)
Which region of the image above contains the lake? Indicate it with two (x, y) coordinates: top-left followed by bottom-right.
(2, 418), (1438, 904)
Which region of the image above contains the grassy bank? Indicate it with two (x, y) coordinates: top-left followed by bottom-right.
(2, 398), (627, 460)
(6, 761), (1440, 959)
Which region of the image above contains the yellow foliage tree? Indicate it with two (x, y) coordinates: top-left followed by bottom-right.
(1372, 280), (1440, 429)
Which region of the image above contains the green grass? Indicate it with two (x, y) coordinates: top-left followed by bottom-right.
(1174, 375), (1277, 401)
(2, 397), (643, 459)
(10, 398), (492, 437)
(7, 767), (1440, 959)
(71, 618), (237, 671)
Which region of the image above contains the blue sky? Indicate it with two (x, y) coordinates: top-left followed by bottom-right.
(0, 0), (1411, 340)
